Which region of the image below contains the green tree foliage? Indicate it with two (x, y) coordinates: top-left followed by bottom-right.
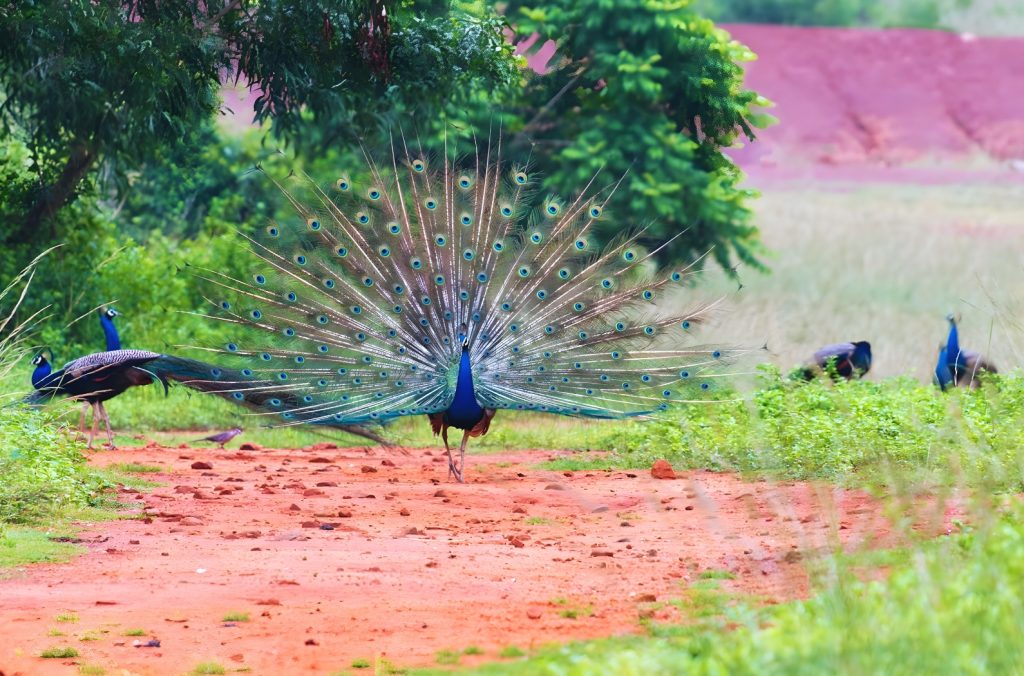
(697, 0), (947, 28)
(0, 0), (517, 235)
(449, 0), (772, 268)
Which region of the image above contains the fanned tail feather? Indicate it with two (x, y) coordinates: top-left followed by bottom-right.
(184, 129), (745, 429)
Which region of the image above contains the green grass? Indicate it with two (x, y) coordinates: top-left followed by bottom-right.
(542, 370), (1024, 490)
(222, 611), (250, 622)
(108, 462), (164, 474)
(0, 403), (157, 569)
(0, 528), (83, 569)
(551, 598), (594, 620)
(698, 569), (737, 580)
(435, 649), (461, 665)
(350, 659), (371, 669)
(55, 612), (80, 623)
(40, 646), (79, 658)
(498, 646), (524, 658)
(190, 663), (227, 676)
(78, 666), (107, 676)
(524, 517), (553, 526)
(122, 628), (147, 636)
(463, 646), (485, 656)
(701, 184), (1024, 382)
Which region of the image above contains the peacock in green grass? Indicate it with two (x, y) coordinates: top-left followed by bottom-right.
(183, 134), (742, 481)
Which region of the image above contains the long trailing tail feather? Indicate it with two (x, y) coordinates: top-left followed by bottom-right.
(147, 355), (388, 444)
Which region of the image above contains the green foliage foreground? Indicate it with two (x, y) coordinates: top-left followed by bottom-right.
(472, 503), (1024, 674)
(0, 406), (123, 525)
(546, 366), (1024, 491)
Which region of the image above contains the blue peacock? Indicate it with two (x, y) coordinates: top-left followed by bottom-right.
(934, 315), (997, 390)
(183, 136), (738, 481)
(99, 307), (121, 351)
(27, 305), (382, 448)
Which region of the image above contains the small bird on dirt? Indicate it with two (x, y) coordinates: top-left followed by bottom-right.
(194, 427), (243, 448)
(798, 341), (872, 380)
(934, 315), (997, 390)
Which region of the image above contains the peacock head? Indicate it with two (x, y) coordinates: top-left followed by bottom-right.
(31, 352), (52, 387)
(101, 307), (119, 320)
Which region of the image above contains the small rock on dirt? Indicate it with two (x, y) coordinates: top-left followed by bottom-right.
(590, 549), (614, 557)
(190, 461), (213, 470)
(361, 465), (378, 473)
(527, 609), (542, 619)
(239, 442), (263, 451)
(651, 459), (676, 480)
(381, 458), (396, 466)
(180, 516), (204, 526)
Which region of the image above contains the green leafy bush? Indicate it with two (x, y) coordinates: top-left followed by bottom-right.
(0, 407), (113, 524)
(548, 366), (1024, 490)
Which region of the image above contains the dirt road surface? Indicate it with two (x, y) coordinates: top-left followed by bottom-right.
(0, 444), (949, 674)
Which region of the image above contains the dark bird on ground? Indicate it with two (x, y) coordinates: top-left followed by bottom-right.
(934, 315), (997, 390)
(185, 133), (739, 481)
(194, 427), (243, 448)
(799, 341), (872, 380)
(99, 307), (121, 350)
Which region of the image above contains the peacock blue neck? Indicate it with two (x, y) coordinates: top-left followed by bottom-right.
(101, 315), (121, 351)
(32, 360), (52, 388)
(945, 318), (969, 372)
(445, 346), (484, 430)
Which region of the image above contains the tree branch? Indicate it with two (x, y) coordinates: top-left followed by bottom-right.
(24, 143), (96, 234)
(515, 68), (585, 141)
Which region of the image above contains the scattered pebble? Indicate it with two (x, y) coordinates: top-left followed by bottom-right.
(650, 459), (676, 480)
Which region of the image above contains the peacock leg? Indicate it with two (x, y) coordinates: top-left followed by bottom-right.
(441, 427), (455, 480)
(87, 402), (100, 449)
(78, 401), (89, 440)
(454, 430), (470, 484)
(98, 401), (115, 448)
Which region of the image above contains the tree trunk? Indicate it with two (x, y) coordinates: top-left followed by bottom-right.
(24, 143), (96, 234)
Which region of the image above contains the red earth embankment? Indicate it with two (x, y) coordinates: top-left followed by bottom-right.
(725, 24), (1024, 177)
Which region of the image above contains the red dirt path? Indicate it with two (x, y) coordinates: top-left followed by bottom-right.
(0, 444), (955, 675)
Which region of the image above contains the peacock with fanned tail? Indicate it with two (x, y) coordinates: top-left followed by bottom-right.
(187, 135), (740, 481)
